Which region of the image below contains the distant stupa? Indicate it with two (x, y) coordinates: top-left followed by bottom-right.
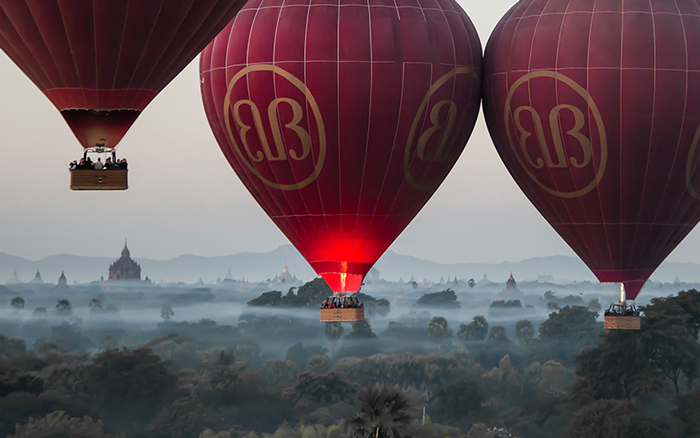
(108, 240), (141, 280)
(6, 268), (22, 285)
(29, 270), (44, 284)
(272, 262), (299, 283)
(495, 272), (524, 299)
(506, 273), (517, 290)
(57, 271), (67, 286)
(52, 271), (71, 294)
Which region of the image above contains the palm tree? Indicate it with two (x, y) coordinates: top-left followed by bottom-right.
(160, 305), (174, 322)
(99, 334), (117, 351)
(345, 385), (413, 438)
(428, 316), (450, 340)
(201, 349), (245, 389)
(89, 298), (102, 312)
(56, 299), (72, 316)
(324, 322), (344, 359)
(201, 349), (235, 373)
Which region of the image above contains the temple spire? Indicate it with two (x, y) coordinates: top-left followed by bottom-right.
(29, 269), (44, 284)
(121, 239), (130, 258)
(506, 272), (517, 289)
(6, 268), (22, 284)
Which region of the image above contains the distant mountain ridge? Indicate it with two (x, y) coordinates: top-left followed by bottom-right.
(0, 245), (697, 285)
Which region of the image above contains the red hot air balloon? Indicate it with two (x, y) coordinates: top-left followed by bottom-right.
(201, 0), (482, 305)
(483, 0), (700, 308)
(0, 1), (246, 156)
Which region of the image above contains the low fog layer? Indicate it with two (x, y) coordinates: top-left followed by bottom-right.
(1, 266), (699, 437)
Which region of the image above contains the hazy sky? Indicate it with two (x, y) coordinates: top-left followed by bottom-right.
(1, 0), (699, 270)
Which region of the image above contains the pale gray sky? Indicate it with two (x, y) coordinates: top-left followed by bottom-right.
(0, 0), (698, 269)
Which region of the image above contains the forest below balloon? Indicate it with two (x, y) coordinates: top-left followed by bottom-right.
(0, 277), (699, 438)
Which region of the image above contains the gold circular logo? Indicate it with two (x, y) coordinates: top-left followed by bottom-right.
(223, 65), (326, 190)
(404, 67), (480, 191)
(503, 71), (607, 198)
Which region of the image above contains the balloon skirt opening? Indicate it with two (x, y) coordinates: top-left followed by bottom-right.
(319, 272), (364, 295)
(61, 109), (141, 150)
(312, 261), (373, 295)
(592, 269), (653, 301)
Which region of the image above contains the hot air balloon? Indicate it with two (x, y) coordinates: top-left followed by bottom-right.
(483, 0), (700, 330)
(0, 0), (246, 190)
(200, 0), (482, 321)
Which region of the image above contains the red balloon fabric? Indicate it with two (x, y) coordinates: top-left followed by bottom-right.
(200, 0), (482, 294)
(0, 0), (246, 149)
(483, 0), (700, 300)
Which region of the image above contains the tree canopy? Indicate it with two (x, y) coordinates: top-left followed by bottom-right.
(565, 399), (662, 438)
(457, 316), (489, 343)
(415, 289), (461, 308)
(428, 317), (451, 341)
(344, 385), (413, 438)
(514, 320), (535, 345)
(572, 289), (700, 401)
(534, 306), (603, 365)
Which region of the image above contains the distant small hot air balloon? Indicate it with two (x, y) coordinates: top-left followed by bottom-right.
(200, 0), (482, 321)
(483, 0), (700, 329)
(0, 0), (247, 189)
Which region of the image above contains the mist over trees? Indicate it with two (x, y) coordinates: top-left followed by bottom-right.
(0, 276), (699, 438)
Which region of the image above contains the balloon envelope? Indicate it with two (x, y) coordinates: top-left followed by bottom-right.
(0, 0), (247, 149)
(483, 0), (700, 300)
(201, 0), (482, 294)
